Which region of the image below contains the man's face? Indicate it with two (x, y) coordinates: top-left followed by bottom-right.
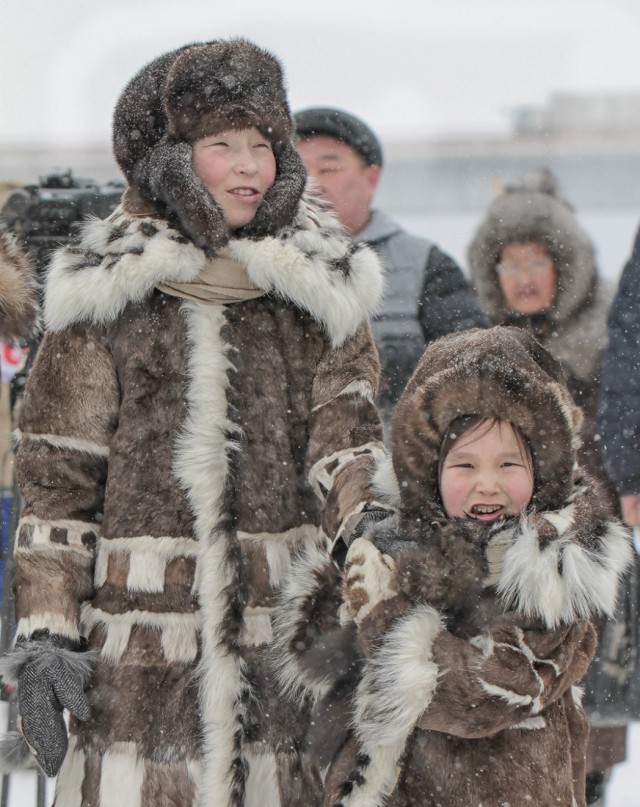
(296, 135), (380, 236)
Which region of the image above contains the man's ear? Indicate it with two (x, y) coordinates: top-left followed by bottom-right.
(365, 164), (382, 194)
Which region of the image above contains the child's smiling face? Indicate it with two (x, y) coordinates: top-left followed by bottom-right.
(439, 420), (534, 521)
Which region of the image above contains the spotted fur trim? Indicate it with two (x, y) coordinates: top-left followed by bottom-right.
(43, 195), (383, 347)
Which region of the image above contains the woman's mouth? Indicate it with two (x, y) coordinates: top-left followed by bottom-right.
(230, 187), (259, 200)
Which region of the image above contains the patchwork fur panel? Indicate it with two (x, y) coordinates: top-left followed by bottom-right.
(0, 229), (39, 341)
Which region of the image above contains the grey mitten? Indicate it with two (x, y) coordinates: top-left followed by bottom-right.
(0, 633), (94, 777)
(343, 505), (396, 548)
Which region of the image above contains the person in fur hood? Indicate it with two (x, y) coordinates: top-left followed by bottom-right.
(467, 170), (625, 801)
(271, 326), (632, 807)
(467, 171), (613, 463)
(0, 38), (388, 807)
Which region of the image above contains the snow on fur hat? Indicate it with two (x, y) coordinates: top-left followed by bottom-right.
(390, 326), (583, 514)
(467, 169), (598, 324)
(112, 38), (306, 254)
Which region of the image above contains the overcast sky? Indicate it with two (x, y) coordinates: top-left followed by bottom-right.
(2, 0), (640, 146)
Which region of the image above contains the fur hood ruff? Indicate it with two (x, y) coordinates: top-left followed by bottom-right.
(43, 193), (383, 345)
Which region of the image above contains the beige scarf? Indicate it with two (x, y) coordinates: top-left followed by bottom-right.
(157, 249), (265, 305)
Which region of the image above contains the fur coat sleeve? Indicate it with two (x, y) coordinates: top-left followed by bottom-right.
(13, 322), (119, 643)
(306, 321), (387, 545)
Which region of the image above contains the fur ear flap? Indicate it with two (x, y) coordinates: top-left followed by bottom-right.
(133, 137), (229, 256)
(237, 141), (307, 240)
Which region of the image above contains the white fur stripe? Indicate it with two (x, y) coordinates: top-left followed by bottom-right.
(238, 524), (326, 586)
(311, 379), (375, 412)
(14, 428), (110, 458)
(54, 734), (84, 807)
(510, 716), (546, 730)
(127, 549), (169, 593)
(371, 453), (401, 506)
(81, 604), (200, 663)
(242, 610), (273, 646)
(99, 742), (145, 807)
(94, 535), (200, 588)
(308, 441), (386, 500)
(244, 747), (281, 807)
(15, 613), (80, 642)
(174, 303), (245, 807)
(343, 604), (442, 807)
(497, 518), (633, 627)
(476, 678), (541, 713)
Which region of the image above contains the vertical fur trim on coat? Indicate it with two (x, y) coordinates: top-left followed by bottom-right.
(175, 302), (247, 805)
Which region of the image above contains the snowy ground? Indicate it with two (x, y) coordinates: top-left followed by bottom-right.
(1, 723), (639, 805)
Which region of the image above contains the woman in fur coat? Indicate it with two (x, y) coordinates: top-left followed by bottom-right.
(0, 39), (387, 807)
(273, 326), (632, 807)
(468, 171), (625, 800)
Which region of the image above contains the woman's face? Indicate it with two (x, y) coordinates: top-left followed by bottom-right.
(497, 241), (556, 315)
(192, 127), (276, 231)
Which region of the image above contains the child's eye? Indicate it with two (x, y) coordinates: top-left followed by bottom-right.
(254, 142), (272, 150)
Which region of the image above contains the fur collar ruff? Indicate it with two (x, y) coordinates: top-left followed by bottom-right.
(372, 462), (633, 629)
(43, 194), (383, 347)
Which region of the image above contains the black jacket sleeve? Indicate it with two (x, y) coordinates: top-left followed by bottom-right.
(417, 246), (489, 345)
(597, 225), (640, 494)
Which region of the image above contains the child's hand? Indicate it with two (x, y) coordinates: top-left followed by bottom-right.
(341, 538), (397, 626)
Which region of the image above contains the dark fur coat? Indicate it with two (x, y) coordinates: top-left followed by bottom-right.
(10, 192), (385, 807)
(273, 327), (632, 807)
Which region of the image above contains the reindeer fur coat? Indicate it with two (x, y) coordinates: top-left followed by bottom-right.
(273, 327), (632, 807)
(9, 190), (385, 807)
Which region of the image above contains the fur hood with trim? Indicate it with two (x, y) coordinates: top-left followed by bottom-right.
(467, 171), (613, 384)
(0, 229), (39, 341)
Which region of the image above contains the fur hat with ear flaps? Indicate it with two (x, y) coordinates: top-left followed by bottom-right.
(390, 326), (583, 515)
(112, 38), (306, 255)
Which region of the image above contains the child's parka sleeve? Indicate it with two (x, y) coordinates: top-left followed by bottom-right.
(13, 321), (119, 643)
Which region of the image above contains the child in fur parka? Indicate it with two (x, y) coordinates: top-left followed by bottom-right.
(0, 39), (388, 807)
(272, 326), (632, 807)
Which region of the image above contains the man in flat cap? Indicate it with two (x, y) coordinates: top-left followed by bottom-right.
(294, 106), (487, 418)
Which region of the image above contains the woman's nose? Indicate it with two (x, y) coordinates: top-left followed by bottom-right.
(235, 149), (258, 175)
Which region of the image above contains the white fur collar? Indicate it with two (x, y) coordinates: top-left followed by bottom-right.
(43, 195), (384, 347)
